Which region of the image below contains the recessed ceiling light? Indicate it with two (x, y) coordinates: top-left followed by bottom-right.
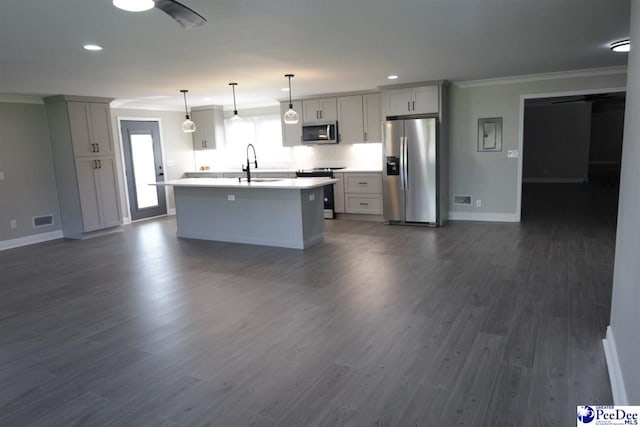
(610, 39), (630, 53)
(83, 44), (103, 51)
(388, 75), (399, 80)
(281, 87), (290, 92)
(112, 0), (155, 12)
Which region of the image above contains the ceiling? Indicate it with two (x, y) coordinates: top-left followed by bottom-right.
(0, 0), (630, 110)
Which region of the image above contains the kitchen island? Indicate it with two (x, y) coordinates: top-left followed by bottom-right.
(154, 177), (337, 249)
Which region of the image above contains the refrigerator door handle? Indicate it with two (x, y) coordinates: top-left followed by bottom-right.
(400, 137), (405, 190)
(404, 137), (409, 190)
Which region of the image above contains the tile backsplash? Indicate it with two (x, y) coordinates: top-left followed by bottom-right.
(194, 142), (383, 171)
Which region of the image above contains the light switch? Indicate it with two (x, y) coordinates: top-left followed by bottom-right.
(507, 150), (519, 159)
(0, 171), (4, 181)
(166, 160), (175, 167)
(227, 195), (235, 201)
(309, 194), (315, 201)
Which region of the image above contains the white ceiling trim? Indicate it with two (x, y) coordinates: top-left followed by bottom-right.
(455, 66), (628, 88)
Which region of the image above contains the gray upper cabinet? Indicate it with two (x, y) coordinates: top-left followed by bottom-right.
(302, 97), (338, 123)
(281, 100), (303, 146)
(337, 95), (364, 144)
(363, 93), (382, 142)
(68, 101), (114, 157)
(337, 93), (382, 144)
(383, 85), (439, 116)
(191, 107), (224, 151)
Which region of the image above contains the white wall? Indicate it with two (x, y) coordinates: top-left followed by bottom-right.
(110, 108), (195, 221)
(0, 102), (61, 246)
(523, 102), (592, 182)
(449, 72), (627, 221)
(607, 0), (639, 405)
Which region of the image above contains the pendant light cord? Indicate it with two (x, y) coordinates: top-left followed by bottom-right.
(181, 90), (190, 119)
(232, 85), (238, 111)
(287, 75), (293, 109)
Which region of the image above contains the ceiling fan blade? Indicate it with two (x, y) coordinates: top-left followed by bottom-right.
(154, 0), (207, 29)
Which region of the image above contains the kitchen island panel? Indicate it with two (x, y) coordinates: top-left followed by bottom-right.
(174, 186), (325, 249)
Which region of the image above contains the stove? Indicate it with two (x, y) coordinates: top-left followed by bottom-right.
(295, 167), (345, 219)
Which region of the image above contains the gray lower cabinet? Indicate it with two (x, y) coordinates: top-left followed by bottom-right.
(343, 172), (383, 215)
(44, 95), (122, 238)
(75, 157), (121, 232)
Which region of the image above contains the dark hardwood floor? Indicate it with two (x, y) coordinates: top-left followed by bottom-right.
(0, 183), (617, 426)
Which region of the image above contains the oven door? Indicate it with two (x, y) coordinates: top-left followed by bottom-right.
(302, 123), (338, 144)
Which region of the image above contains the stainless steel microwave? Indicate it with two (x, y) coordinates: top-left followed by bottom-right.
(301, 122), (339, 144)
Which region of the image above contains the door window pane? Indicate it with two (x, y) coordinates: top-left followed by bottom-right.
(130, 134), (159, 209)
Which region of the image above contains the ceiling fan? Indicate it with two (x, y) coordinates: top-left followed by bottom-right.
(113, 0), (207, 29)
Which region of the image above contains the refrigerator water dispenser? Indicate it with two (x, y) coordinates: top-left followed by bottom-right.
(386, 156), (400, 175)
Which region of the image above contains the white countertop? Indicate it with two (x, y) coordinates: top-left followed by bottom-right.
(154, 177), (338, 190)
(186, 168), (382, 174)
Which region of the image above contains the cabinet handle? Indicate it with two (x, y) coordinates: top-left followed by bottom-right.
(92, 160), (97, 169)
(364, 132), (367, 141)
(359, 202), (369, 206)
(320, 111), (323, 119)
(358, 182), (367, 185)
(98, 160), (102, 169)
(408, 101), (411, 112)
(412, 100), (415, 111)
(96, 143), (100, 153)
(316, 111), (319, 120)
(202, 141), (205, 149)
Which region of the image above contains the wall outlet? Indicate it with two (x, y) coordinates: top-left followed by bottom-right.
(309, 194), (315, 201)
(476, 199), (482, 208)
(10, 219), (17, 229)
(507, 150), (519, 159)
(227, 195), (235, 201)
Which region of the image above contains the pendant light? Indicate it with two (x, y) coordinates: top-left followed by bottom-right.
(283, 74), (299, 124)
(228, 83), (242, 123)
(180, 89), (196, 133)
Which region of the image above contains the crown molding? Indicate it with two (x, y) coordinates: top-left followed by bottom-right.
(454, 66), (628, 88)
(0, 94), (45, 104)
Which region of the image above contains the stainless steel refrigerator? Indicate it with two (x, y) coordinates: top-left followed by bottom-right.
(383, 118), (438, 225)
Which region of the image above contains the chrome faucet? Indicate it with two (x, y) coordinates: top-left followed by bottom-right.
(242, 143), (258, 182)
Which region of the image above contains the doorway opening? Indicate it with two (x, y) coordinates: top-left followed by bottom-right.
(520, 91), (625, 223)
(120, 120), (167, 221)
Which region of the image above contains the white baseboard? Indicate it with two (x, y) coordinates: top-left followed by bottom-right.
(168, 208), (176, 216)
(122, 216), (132, 225)
(523, 177), (585, 183)
(0, 230), (64, 251)
(603, 326), (628, 405)
(449, 212), (519, 222)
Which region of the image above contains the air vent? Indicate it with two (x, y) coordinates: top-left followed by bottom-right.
(33, 215), (54, 228)
(453, 195), (472, 206)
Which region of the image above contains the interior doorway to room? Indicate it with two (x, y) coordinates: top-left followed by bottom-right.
(120, 120), (167, 221)
(521, 92), (626, 221)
